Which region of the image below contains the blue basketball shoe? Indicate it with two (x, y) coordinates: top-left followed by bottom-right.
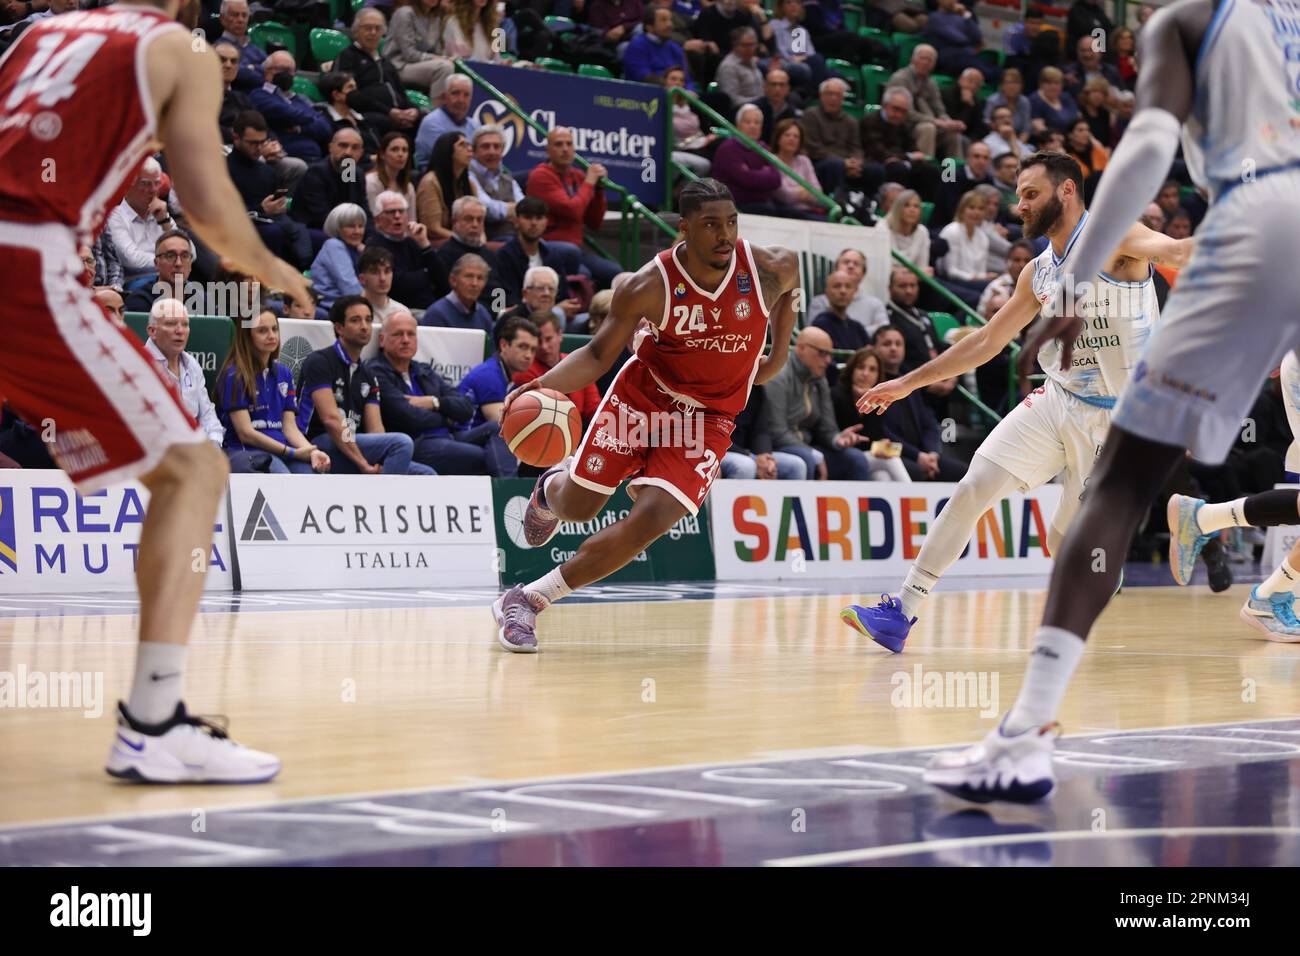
(1240, 587), (1300, 642)
(1167, 494), (1214, 586)
(840, 594), (916, 653)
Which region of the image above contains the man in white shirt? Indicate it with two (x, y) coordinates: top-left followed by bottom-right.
(106, 158), (173, 284)
(143, 299), (223, 446)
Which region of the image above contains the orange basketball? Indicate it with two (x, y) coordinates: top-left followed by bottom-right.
(501, 388), (584, 467)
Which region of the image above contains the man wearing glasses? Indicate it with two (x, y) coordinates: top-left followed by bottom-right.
(366, 190), (449, 310)
(142, 298), (224, 448)
(124, 231), (207, 315)
(227, 110), (314, 268)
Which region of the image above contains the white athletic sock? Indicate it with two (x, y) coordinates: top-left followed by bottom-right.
(899, 566), (939, 619)
(1196, 497), (1250, 534)
(126, 642), (189, 726)
(1003, 627), (1086, 735)
(524, 568), (572, 609)
(1257, 557), (1300, 598)
(539, 457), (571, 513)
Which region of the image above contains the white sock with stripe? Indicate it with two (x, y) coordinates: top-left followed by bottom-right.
(525, 568), (572, 609)
(1257, 557), (1300, 598)
(1195, 497), (1250, 533)
(1003, 627), (1085, 735)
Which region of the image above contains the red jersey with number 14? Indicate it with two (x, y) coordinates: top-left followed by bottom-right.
(636, 239), (772, 419)
(0, 7), (183, 240)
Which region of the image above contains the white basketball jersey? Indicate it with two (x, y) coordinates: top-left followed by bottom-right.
(1031, 211), (1161, 403)
(1182, 0), (1300, 202)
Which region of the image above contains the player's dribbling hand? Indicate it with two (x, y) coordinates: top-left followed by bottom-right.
(502, 379), (542, 417)
(257, 258), (313, 316)
(1018, 307), (1084, 378)
(857, 378), (913, 415)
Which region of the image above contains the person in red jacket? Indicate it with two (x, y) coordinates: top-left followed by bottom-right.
(525, 127), (624, 289)
(511, 310), (603, 425)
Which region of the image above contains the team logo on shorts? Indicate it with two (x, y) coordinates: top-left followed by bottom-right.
(30, 111), (62, 142)
(734, 300), (751, 320)
(674, 282), (687, 298)
(585, 453), (605, 475)
(736, 271), (752, 295)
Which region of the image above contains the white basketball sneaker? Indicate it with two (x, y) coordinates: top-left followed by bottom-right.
(105, 701), (282, 784)
(923, 718), (1061, 804)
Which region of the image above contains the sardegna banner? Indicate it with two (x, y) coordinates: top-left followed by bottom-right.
(468, 62), (668, 207)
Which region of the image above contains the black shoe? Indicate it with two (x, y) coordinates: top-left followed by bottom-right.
(1204, 542), (1233, 593)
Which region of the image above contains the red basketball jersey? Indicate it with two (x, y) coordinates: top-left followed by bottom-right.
(0, 7), (182, 240)
(635, 239), (772, 419)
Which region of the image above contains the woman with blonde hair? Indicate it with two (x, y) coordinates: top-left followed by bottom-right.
(215, 310), (331, 474)
(885, 189), (933, 276)
(936, 191), (998, 306)
(1029, 65), (1079, 133)
(442, 0), (501, 62)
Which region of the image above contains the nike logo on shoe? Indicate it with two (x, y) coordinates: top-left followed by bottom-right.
(115, 733), (145, 752)
(149, 671), (181, 682)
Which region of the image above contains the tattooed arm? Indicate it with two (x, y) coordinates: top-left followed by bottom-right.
(751, 245), (801, 385)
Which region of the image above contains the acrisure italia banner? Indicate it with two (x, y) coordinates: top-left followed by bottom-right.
(709, 480), (1062, 580)
(227, 474), (498, 590)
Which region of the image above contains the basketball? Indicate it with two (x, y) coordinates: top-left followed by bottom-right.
(501, 387), (583, 467)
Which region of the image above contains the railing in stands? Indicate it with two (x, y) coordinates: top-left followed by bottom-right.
(453, 58), (679, 269)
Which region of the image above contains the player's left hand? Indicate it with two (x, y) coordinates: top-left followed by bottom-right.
(857, 377), (914, 415)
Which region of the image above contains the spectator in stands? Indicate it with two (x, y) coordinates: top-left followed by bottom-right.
(973, 183), (1012, 270)
(977, 236), (1033, 318)
(216, 40), (252, 143)
(875, 181), (905, 217)
(93, 288), (126, 326)
(442, 0), (508, 60)
(885, 267), (949, 373)
(527, 127), (621, 288)
(1167, 209), (1193, 241)
(983, 108), (1031, 162)
(716, 26), (766, 110)
(666, 67), (717, 176)
(1063, 33), (1122, 103)
(460, 315), (540, 427)
(982, 67), (1032, 142)
(873, 324), (967, 480)
(860, 87), (941, 202)
(435, 196), (504, 304)
(91, 231), (123, 291)
(283, 285), (321, 320)
(765, 326), (873, 480)
(216, 310), (330, 474)
(414, 73), (479, 173)
(217, 0), (265, 90)
(1077, 75), (1114, 147)
(356, 245), (411, 323)
(800, 0), (890, 65)
(1140, 201), (1165, 234)
(885, 188), (933, 276)
(143, 299), (223, 447)
(625, 6), (693, 85)
(77, 244), (95, 286)
(800, 77), (867, 195)
(934, 140), (993, 227)
(470, 125), (522, 239)
(498, 266), (581, 327)
(713, 105), (788, 216)
(924, 0), (997, 84)
(807, 247), (888, 335)
(512, 310), (602, 424)
(292, 127), (369, 235)
(367, 131), (419, 219)
(1064, 117), (1109, 201)
(106, 158), (173, 285)
(317, 72), (381, 159)
(989, 151), (1023, 219)
(369, 310), (517, 476)
(588, 0), (646, 49)
(771, 118), (827, 218)
(936, 191), (997, 307)
(495, 196), (579, 306)
(1155, 179), (1185, 224)
(368, 189), (450, 309)
(721, 386), (807, 479)
(811, 270), (870, 354)
(769, 0), (830, 98)
(337, 8), (423, 139)
(385, 0), (455, 103)
(124, 230), (205, 314)
(250, 52), (333, 163)
(694, 0), (769, 65)
(298, 295), (428, 475)
(1029, 66), (1079, 133)
(943, 67), (989, 143)
(226, 111), (313, 268)
(750, 68), (799, 144)
(1110, 26), (1138, 91)
(830, 346), (912, 481)
(888, 44), (964, 160)
(310, 204), (368, 311)
(421, 253), (494, 333)
(1066, 0), (1114, 56)
(416, 131), (476, 240)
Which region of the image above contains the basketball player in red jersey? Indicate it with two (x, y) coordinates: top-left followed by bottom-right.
(0, 0), (310, 781)
(492, 178), (800, 651)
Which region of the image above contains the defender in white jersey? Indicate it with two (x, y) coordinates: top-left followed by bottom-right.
(923, 0), (1300, 804)
(840, 151), (1190, 653)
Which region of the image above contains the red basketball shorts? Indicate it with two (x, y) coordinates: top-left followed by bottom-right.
(0, 223), (201, 493)
(568, 357), (734, 515)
